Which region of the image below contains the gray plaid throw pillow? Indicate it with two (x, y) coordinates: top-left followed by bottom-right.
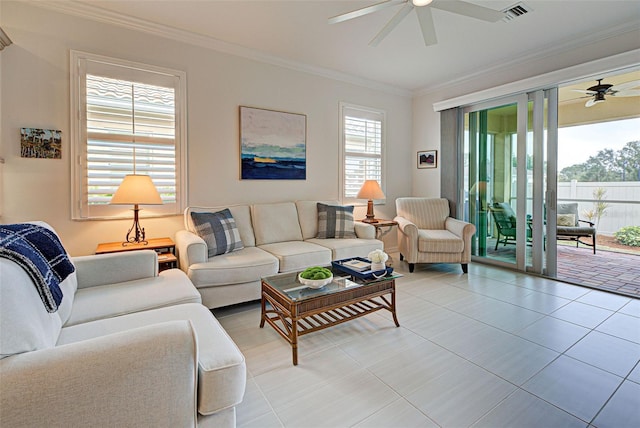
(191, 209), (244, 257)
(316, 203), (356, 239)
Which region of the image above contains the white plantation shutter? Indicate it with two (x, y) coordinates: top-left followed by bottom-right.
(341, 104), (385, 200)
(71, 51), (186, 219)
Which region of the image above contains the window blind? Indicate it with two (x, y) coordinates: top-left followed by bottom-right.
(343, 108), (384, 198)
(86, 75), (176, 205)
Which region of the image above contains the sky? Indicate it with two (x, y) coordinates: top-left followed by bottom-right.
(557, 117), (639, 170)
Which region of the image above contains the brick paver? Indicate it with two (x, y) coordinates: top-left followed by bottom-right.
(556, 246), (640, 297)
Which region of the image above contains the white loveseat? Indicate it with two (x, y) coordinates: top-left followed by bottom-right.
(0, 222), (246, 428)
(175, 201), (383, 308)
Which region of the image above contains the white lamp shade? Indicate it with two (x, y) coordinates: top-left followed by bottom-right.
(110, 174), (163, 205)
(357, 180), (386, 200)
(413, 0), (433, 6)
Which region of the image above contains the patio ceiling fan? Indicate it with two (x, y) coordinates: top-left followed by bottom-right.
(573, 79), (640, 107)
(328, 0), (505, 47)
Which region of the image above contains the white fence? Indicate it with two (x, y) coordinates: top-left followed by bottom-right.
(557, 181), (640, 235)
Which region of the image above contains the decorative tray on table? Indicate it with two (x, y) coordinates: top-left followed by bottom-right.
(332, 257), (394, 280)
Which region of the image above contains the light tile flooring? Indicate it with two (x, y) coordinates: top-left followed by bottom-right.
(214, 256), (640, 428)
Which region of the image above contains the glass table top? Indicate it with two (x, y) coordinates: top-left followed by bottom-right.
(262, 265), (402, 302)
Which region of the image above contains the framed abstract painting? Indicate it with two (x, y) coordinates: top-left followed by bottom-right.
(239, 106), (306, 180)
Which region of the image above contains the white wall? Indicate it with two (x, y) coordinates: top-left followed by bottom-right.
(0, 2), (412, 255)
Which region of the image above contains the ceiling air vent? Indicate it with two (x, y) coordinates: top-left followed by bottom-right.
(501, 2), (532, 22)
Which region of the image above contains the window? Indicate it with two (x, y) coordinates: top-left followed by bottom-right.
(71, 51), (186, 219)
(340, 103), (385, 202)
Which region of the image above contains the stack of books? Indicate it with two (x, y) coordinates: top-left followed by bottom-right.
(341, 259), (371, 272)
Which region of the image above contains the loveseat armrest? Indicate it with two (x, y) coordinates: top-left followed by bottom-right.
(175, 230), (208, 270)
(72, 250), (158, 289)
(354, 221), (376, 239)
(0, 321), (198, 427)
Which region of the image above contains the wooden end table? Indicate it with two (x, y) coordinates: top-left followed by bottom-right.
(95, 237), (177, 271)
(260, 267), (401, 365)
(370, 219), (399, 240)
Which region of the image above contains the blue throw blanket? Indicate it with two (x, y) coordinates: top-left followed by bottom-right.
(0, 223), (75, 313)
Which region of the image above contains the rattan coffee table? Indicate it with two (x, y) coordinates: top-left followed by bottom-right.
(260, 267), (401, 365)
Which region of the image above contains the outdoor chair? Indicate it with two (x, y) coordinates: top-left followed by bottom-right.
(556, 202), (596, 254)
(489, 202), (518, 250)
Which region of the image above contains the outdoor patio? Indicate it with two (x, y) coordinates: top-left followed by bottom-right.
(556, 244), (640, 298)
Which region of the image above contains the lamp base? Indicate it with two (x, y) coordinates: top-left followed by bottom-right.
(361, 199), (379, 223)
(361, 217), (379, 224)
(122, 205), (149, 246)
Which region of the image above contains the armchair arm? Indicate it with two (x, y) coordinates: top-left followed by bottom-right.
(445, 217), (476, 263)
(175, 230), (208, 271)
(394, 216), (419, 238)
(354, 222), (376, 240)
(394, 216), (419, 263)
(0, 321), (198, 427)
(578, 219), (595, 227)
(72, 250), (158, 289)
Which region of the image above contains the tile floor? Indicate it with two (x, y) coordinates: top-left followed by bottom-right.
(214, 256), (640, 428)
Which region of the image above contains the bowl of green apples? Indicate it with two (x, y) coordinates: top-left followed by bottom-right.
(298, 266), (333, 288)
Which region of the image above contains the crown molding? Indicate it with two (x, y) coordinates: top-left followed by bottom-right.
(415, 20), (640, 98)
(33, 1), (412, 98)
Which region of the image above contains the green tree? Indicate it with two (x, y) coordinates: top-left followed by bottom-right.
(559, 140), (640, 182)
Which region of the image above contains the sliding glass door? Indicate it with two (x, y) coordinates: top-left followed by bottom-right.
(462, 90), (557, 274)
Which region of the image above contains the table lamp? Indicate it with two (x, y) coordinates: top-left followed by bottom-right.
(357, 180), (385, 223)
(110, 174), (163, 245)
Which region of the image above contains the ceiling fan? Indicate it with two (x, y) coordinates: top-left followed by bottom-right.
(573, 79), (640, 107)
(328, 0), (505, 47)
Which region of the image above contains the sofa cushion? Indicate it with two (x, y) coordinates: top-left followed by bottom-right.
(0, 259), (62, 359)
(306, 238), (382, 261)
(418, 229), (464, 253)
(65, 268), (202, 326)
(188, 246), (278, 287)
(185, 205), (255, 247)
(57, 303), (246, 416)
(191, 209), (244, 257)
(295, 200), (340, 239)
(252, 202), (303, 245)
(557, 214), (576, 227)
(316, 203), (356, 239)
(258, 241), (331, 273)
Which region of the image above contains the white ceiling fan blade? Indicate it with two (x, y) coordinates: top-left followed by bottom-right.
(572, 89), (596, 94)
(328, 0), (405, 24)
(613, 89), (640, 97)
(370, 3), (414, 46)
(585, 98), (601, 107)
(431, 0), (505, 22)
(610, 79), (640, 93)
(415, 5), (437, 46)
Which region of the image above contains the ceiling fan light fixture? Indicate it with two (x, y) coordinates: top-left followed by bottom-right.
(413, 0), (434, 6)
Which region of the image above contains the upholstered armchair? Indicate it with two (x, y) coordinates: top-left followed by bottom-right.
(394, 198), (476, 273)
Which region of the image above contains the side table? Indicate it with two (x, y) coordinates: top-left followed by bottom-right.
(370, 219), (398, 240)
(95, 237), (177, 271)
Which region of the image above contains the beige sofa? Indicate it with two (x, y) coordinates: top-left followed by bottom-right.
(0, 223), (246, 427)
(176, 201), (383, 308)
(395, 197), (476, 273)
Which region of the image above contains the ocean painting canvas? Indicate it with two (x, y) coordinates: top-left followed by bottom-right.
(240, 106), (306, 180)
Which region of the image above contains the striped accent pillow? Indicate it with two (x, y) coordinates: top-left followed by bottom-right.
(191, 209), (244, 257)
(316, 203), (356, 239)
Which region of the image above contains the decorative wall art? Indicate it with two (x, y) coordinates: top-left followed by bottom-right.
(20, 128), (62, 159)
(240, 106), (306, 180)
(417, 150), (437, 169)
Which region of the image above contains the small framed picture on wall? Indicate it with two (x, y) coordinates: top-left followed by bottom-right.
(417, 150), (437, 169)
